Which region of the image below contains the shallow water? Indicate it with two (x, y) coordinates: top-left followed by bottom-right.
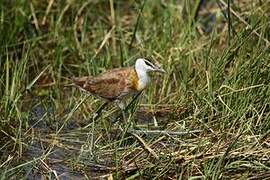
(23, 99), (184, 179)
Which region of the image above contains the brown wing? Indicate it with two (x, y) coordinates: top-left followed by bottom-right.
(72, 67), (135, 101)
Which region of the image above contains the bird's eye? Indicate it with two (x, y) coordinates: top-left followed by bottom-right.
(144, 60), (153, 67)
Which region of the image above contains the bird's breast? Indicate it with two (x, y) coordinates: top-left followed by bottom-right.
(137, 75), (149, 90)
(130, 70), (149, 91)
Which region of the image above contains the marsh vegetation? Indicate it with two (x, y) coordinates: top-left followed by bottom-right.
(0, 0), (270, 179)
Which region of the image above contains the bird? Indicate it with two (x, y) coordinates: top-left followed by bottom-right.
(72, 58), (165, 121)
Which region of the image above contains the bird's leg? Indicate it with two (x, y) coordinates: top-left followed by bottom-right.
(93, 101), (109, 121)
(113, 91), (143, 123)
(124, 91), (143, 113)
(115, 100), (127, 122)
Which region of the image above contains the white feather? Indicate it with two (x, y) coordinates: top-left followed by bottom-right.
(135, 58), (152, 90)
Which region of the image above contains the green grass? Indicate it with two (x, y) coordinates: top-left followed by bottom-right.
(1, 0), (270, 179)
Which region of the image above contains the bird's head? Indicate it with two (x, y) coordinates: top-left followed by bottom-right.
(135, 58), (166, 73)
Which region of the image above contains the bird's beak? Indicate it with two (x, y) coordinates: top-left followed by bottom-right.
(154, 67), (166, 73)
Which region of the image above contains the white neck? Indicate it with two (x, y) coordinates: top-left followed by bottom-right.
(135, 68), (150, 90)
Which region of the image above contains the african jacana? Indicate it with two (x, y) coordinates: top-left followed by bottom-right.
(72, 58), (165, 121)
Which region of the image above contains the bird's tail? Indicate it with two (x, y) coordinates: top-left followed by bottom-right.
(71, 76), (91, 87)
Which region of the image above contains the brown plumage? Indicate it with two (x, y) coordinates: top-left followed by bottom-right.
(72, 58), (165, 121)
(72, 67), (140, 102)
